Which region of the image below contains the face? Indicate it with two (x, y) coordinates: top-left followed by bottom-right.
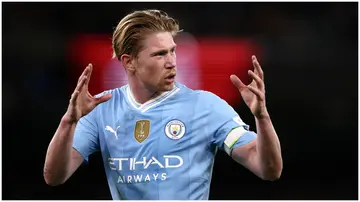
(132, 32), (177, 92)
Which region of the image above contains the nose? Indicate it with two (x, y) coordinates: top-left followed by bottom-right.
(165, 54), (176, 69)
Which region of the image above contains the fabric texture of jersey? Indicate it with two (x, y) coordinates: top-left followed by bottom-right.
(72, 82), (257, 200)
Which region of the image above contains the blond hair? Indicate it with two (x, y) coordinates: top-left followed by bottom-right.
(112, 9), (180, 60)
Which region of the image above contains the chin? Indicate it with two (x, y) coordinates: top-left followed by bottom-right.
(161, 82), (175, 91)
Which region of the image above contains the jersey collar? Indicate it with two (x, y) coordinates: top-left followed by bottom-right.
(126, 84), (180, 113)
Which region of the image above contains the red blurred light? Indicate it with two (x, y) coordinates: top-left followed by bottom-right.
(67, 34), (261, 106)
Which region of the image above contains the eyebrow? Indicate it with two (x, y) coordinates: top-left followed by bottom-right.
(150, 45), (177, 57)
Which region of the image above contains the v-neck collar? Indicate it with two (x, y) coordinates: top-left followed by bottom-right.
(125, 84), (180, 113)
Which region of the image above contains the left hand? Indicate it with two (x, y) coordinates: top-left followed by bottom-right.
(230, 55), (268, 118)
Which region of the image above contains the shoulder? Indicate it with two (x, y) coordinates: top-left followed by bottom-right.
(175, 82), (217, 99)
(93, 85), (128, 109)
(195, 90), (228, 107)
(94, 85), (127, 99)
(175, 82), (229, 109)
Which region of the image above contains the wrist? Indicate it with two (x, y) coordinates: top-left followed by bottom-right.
(61, 114), (78, 125)
(255, 108), (270, 120)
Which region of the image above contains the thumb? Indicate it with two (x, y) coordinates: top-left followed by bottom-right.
(95, 94), (113, 105)
(230, 74), (246, 92)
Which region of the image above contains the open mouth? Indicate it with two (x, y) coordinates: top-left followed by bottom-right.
(165, 74), (176, 79)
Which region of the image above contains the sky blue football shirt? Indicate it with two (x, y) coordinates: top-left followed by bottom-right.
(72, 82), (257, 200)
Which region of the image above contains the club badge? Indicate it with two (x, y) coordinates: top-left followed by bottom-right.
(165, 120), (186, 140)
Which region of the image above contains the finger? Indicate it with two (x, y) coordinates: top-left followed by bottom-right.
(85, 64), (93, 86)
(70, 90), (80, 105)
(77, 64), (90, 84)
(248, 70), (264, 92)
(87, 91), (94, 99)
(230, 74), (246, 91)
(247, 85), (265, 101)
(75, 75), (87, 93)
(252, 55), (264, 80)
(95, 94), (113, 105)
(70, 76), (86, 105)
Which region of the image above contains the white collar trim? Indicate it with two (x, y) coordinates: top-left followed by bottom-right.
(126, 85), (180, 112)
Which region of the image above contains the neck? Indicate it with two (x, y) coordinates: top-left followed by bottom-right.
(128, 79), (160, 104)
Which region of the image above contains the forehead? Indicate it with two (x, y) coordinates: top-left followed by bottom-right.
(141, 32), (176, 51)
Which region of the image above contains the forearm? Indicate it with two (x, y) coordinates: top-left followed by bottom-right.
(44, 115), (77, 185)
(255, 110), (282, 180)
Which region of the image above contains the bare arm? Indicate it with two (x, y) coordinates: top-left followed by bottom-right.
(43, 116), (84, 186)
(230, 55), (282, 180)
(43, 64), (112, 186)
(231, 113), (282, 180)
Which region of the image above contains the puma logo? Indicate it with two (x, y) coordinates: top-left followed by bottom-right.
(105, 125), (121, 139)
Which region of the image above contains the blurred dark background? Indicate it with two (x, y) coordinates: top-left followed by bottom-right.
(2, 2), (358, 200)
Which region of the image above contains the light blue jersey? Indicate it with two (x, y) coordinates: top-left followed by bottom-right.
(73, 82), (257, 200)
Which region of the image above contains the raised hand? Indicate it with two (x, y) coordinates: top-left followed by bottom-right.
(230, 55), (268, 119)
(65, 64), (112, 123)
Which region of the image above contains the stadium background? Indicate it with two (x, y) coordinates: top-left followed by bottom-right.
(2, 2), (358, 200)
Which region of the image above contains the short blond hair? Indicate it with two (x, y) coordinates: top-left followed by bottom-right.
(112, 9), (180, 61)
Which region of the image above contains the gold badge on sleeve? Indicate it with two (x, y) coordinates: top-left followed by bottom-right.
(134, 120), (150, 143)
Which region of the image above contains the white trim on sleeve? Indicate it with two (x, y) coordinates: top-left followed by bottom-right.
(223, 126), (248, 155)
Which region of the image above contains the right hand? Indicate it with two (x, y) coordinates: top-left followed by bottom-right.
(64, 64), (112, 123)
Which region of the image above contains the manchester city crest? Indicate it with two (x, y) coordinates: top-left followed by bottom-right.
(165, 120), (186, 140)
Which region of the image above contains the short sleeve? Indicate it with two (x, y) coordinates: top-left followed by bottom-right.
(204, 92), (257, 155)
(72, 92), (107, 163)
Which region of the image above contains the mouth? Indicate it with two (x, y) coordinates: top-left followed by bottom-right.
(165, 73), (176, 82)
(165, 73), (176, 79)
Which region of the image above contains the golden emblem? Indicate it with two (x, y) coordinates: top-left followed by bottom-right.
(134, 120), (150, 143)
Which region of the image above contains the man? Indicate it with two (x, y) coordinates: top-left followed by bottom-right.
(44, 9), (282, 200)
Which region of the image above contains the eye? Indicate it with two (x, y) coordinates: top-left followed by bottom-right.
(156, 51), (167, 56)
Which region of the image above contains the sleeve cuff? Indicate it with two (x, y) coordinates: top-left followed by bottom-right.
(72, 144), (89, 164)
(223, 127), (257, 155)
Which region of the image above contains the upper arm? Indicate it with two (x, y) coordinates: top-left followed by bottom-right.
(231, 138), (263, 178)
(72, 102), (101, 163)
(71, 147), (85, 168)
(63, 148), (85, 182)
(203, 92), (262, 176)
(203, 92), (256, 154)
(68, 91), (111, 179)
(72, 120), (99, 163)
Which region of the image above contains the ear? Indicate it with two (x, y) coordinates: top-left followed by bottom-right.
(120, 54), (135, 73)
